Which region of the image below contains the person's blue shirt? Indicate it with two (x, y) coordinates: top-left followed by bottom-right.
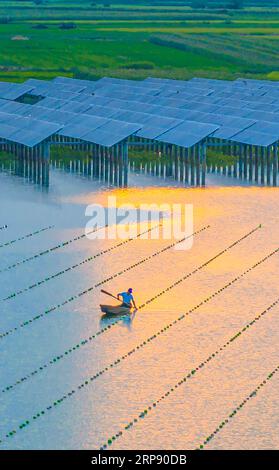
(118, 292), (134, 305)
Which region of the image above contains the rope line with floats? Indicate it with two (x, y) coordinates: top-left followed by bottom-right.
(2, 268), (279, 399)
(1, 222), (165, 301)
(0, 226), (54, 250)
(0, 225), (259, 342)
(197, 362), (279, 449)
(0, 224), (109, 274)
(0, 224), (208, 340)
(0, 247), (277, 446)
(99, 292), (279, 450)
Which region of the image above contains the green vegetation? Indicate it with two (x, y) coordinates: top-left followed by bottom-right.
(0, 1), (278, 82)
(206, 149), (238, 167)
(129, 148), (238, 168)
(50, 145), (91, 160)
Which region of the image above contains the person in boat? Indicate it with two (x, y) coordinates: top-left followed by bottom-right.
(117, 288), (137, 310)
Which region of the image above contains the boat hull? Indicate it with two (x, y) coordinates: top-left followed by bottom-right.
(100, 304), (131, 315)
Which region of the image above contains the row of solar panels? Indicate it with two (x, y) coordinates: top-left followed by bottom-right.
(0, 76), (279, 147)
(27, 76), (279, 114)
(2, 75), (279, 104)
(1, 99), (279, 148)
(2, 85), (279, 126)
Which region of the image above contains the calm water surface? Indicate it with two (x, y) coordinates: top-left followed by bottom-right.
(0, 166), (278, 450)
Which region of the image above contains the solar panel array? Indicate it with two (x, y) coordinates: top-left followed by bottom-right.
(0, 76), (279, 148)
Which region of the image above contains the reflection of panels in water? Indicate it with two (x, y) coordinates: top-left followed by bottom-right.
(131, 154), (278, 187)
(0, 157), (50, 187)
(51, 148), (129, 188)
(100, 304), (131, 316)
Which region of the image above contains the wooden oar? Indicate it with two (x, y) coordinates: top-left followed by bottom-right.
(101, 289), (131, 308)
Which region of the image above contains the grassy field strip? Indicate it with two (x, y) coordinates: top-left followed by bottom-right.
(0, 222), (163, 301)
(0, 225), (261, 394)
(0, 226), (53, 250)
(0, 244), (277, 446)
(95, 27), (279, 33)
(23, 20), (279, 25)
(100, 295), (279, 450)
(1, 10), (278, 81)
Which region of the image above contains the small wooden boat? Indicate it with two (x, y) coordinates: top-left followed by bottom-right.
(100, 304), (131, 316)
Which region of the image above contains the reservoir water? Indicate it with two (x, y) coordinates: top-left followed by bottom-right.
(0, 161), (278, 450)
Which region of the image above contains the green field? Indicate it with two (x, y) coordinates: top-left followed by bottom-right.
(0, 1), (278, 82)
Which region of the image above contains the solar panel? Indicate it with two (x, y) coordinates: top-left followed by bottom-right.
(263, 90), (279, 97)
(0, 75), (278, 149)
(153, 97), (190, 108)
(214, 106), (253, 118)
(8, 129), (48, 147)
(181, 102), (220, 113)
(0, 101), (32, 115)
(82, 120), (141, 147)
(52, 76), (88, 85)
(15, 117), (60, 134)
(59, 115), (109, 139)
(0, 98), (8, 108)
(136, 116), (183, 140)
(212, 127), (245, 140)
(131, 95), (162, 105)
(36, 97), (66, 110)
(0, 115), (62, 147)
(57, 100), (92, 114)
(138, 104), (176, 116)
(30, 82), (51, 91)
(105, 99), (140, 111)
(237, 102), (279, 112)
(68, 93), (94, 103)
(108, 110), (151, 124)
(27, 83), (55, 97)
(43, 89), (81, 100)
(0, 83), (33, 100)
(32, 108), (77, 125)
(247, 121), (279, 135)
(86, 96), (114, 107)
(96, 84), (160, 97)
(0, 123), (18, 140)
(235, 78), (279, 88)
(0, 81), (13, 92)
(97, 77), (161, 90)
(29, 81), (87, 97)
(199, 114), (255, 128)
(189, 77), (231, 86)
(155, 121), (219, 148)
(24, 78), (50, 87)
(215, 98), (249, 109)
(155, 107), (189, 120)
(0, 101), (33, 116)
(101, 90), (140, 101)
(84, 106), (119, 119)
(52, 76), (102, 93)
(244, 111), (279, 123)
(231, 129), (278, 147)
(0, 111), (17, 124)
